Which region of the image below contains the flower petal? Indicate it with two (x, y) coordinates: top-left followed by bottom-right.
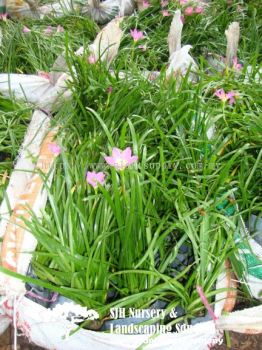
(226, 91), (235, 99)
(122, 147), (132, 159)
(86, 171), (105, 188)
(129, 155), (138, 165)
(96, 172), (105, 184)
(104, 156), (116, 167)
(112, 147), (122, 158)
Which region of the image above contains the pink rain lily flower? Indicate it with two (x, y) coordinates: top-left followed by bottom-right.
(214, 89), (237, 104)
(179, 0), (188, 4)
(48, 143), (61, 156)
(194, 6), (204, 14)
(57, 25), (64, 33)
(226, 91), (237, 105)
(23, 26), (31, 34)
(88, 54), (97, 64)
(44, 26), (53, 35)
(185, 6), (194, 16)
(142, 0), (150, 8)
(214, 89), (228, 102)
(162, 10), (171, 16)
(130, 29), (144, 42)
(104, 147), (138, 171)
(232, 57), (242, 71)
(86, 171), (105, 189)
(107, 86), (113, 93)
(37, 71), (51, 81)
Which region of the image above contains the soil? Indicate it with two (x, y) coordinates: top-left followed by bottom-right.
(213, 332), (262, 350)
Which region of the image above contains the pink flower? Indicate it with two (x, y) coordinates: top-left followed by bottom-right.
(179, 0), (188, 4)
(214, 89), (228, 102)
(107, 86), (113, 93)
(194, 6), (203, 14)
(130, 29), (144, 42)
(37, 71), (51, 80)
(161, 0), (168, 7)
(104, 147), (138, 171)
(86, 171), (105, 189)
(185, 6), (194, 16)
(142, 0), (150, 8)
(214, 89), (237, 104)
(226, 91), (237, 105)
(162, 10), (171, 16)
(23, 26), (31, 34)
(0, 13), (8, 21)
(232, 57), (242, 71)
(48, 143), (61, 156)
(88, 54), (97, 64)
(44, 26), (53, 35)
(57, 25), (64, 33)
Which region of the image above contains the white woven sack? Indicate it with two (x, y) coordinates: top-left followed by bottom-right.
(0, 73), (71, 110)
(0, 110), (50, 239)
(0, 296), (261, 349)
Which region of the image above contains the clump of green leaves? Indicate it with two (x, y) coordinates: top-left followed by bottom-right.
(0, 97), (31, 202)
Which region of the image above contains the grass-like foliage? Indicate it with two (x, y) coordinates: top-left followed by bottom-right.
(0, 98), (31, 202)
(29, 55), (261, 321)
(0, 15), (98, 73)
